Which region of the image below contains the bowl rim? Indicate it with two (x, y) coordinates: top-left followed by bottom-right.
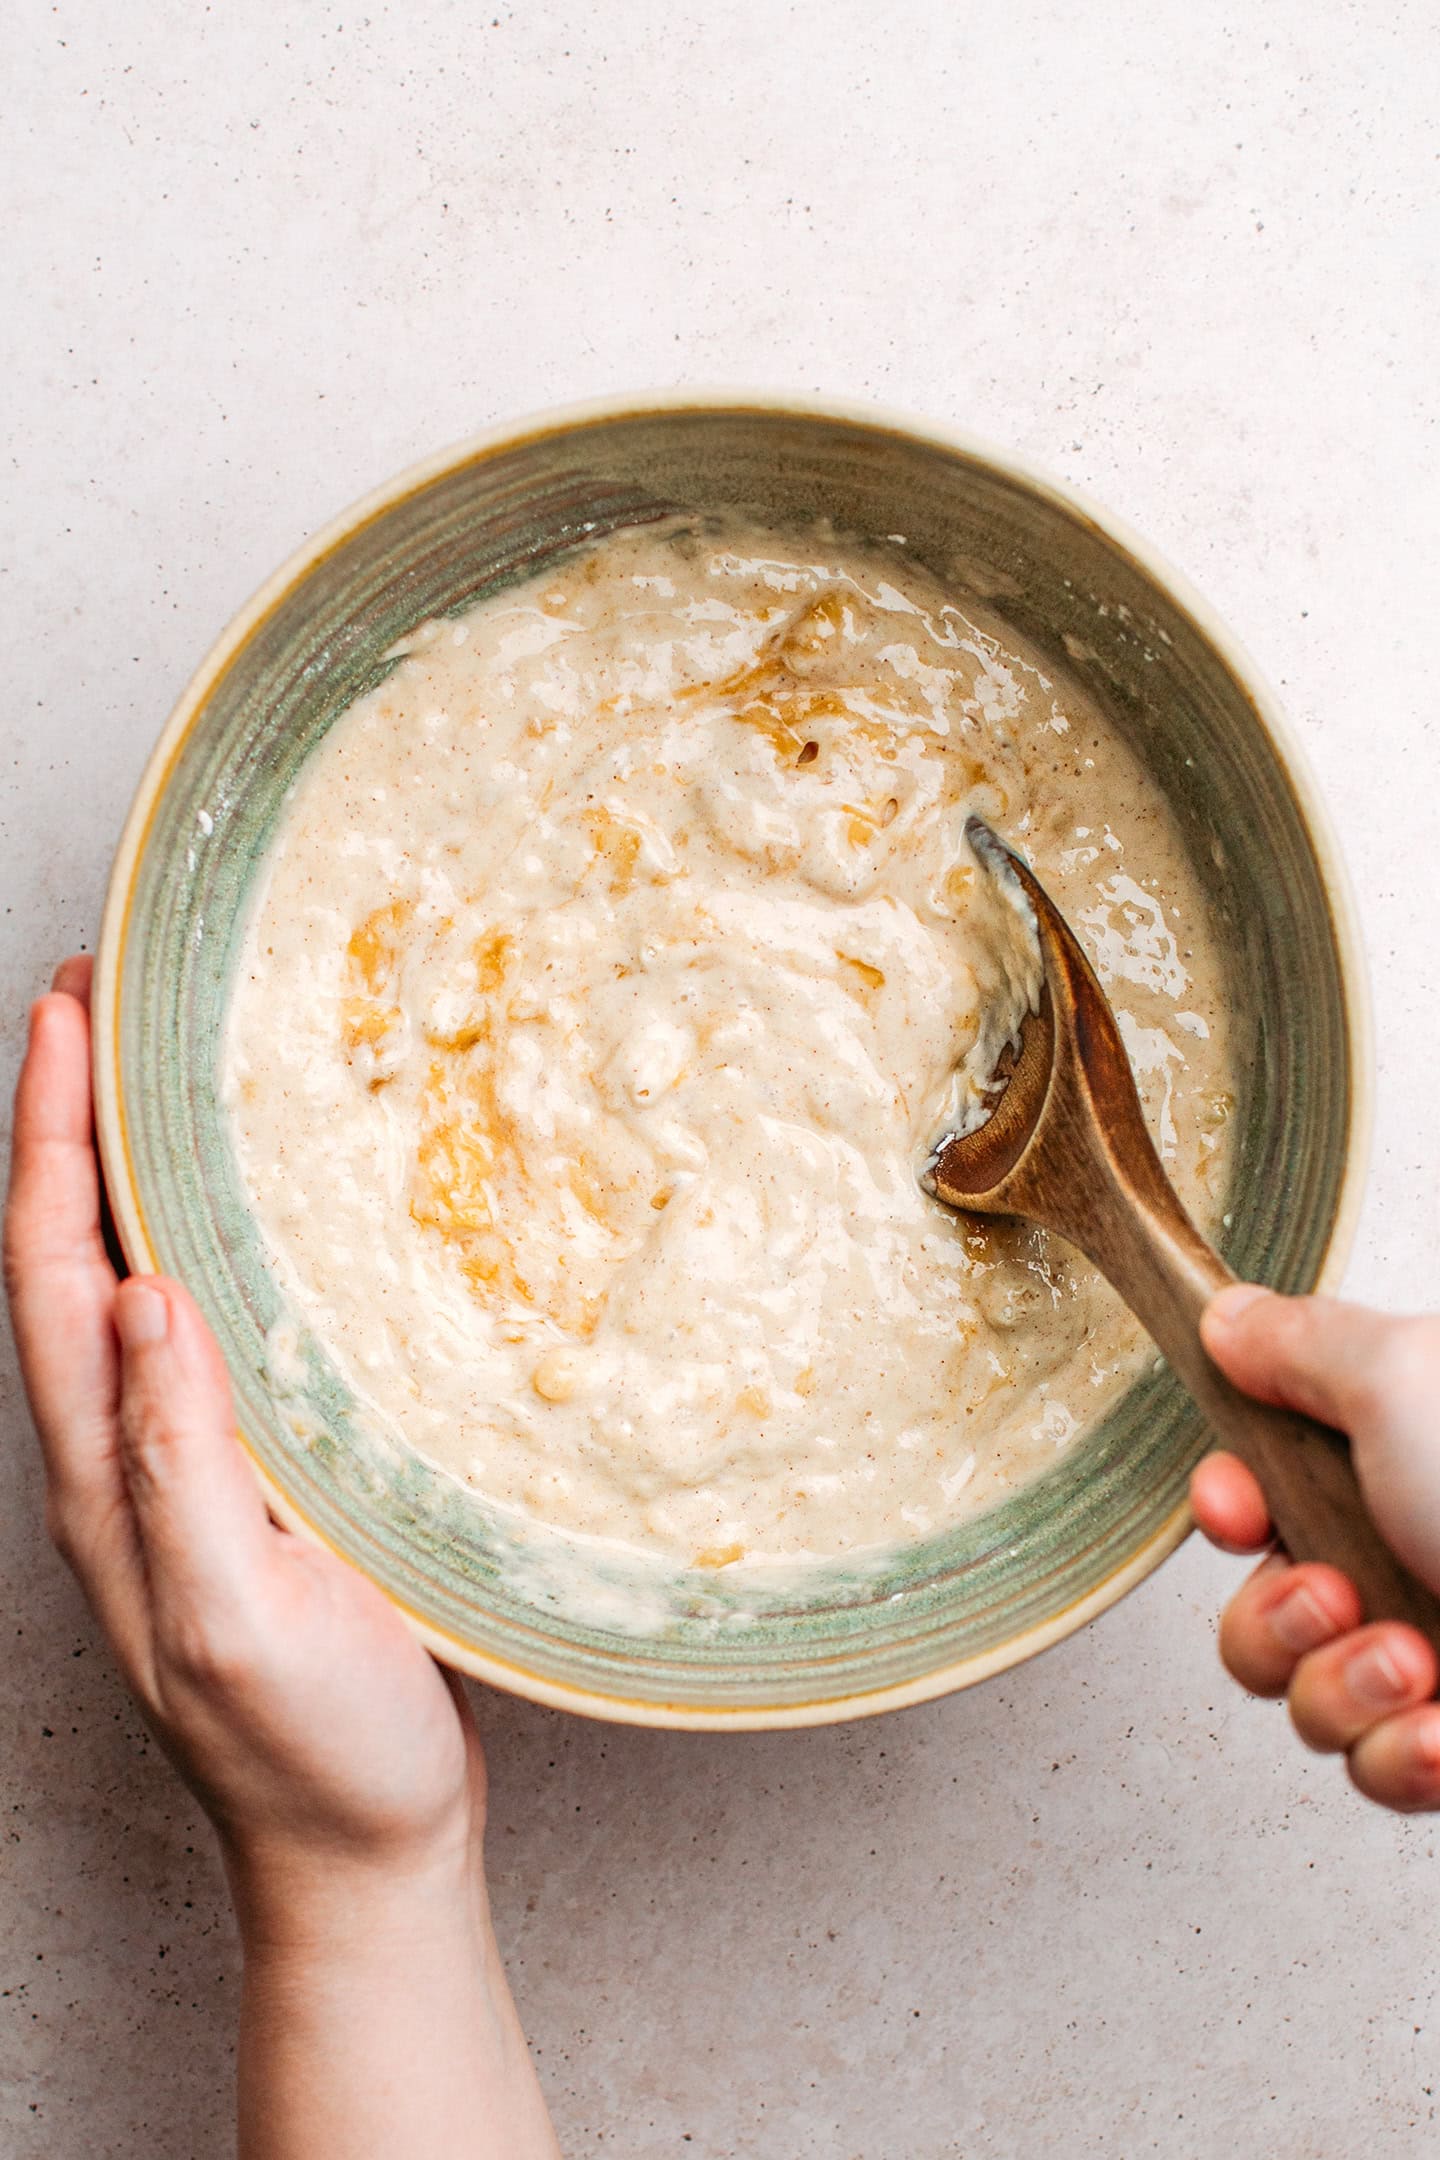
(93, 385), (1374, 1729)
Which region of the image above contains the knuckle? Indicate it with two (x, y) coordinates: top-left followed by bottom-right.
(1358, 1316), (1439, 1423)
(162, 1615), (252, 1693)
(1, 1220), (25, 1309)
(43, 1492), (77, 1567)
(117, 1387), (146, 1451)
(1305, 1311), (1429, 1434)
(155, 1584), (263, 1694)
(1268, 1298), (1333, 1388)
(117, 1389), (171, 1479)
(1267, 1295), (1315, 1348)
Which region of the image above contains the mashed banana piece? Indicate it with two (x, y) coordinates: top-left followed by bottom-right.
(223, 518), (1234, 1565)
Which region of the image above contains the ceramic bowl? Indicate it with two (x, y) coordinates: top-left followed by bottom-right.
(94, 392), (1369, 1728)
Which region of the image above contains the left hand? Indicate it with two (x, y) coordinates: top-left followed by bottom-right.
(7, 958), (563, 2160)
(3, 957), (488, 1927)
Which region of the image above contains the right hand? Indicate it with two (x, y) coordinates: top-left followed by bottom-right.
(1192, 1283), (1440, 1813)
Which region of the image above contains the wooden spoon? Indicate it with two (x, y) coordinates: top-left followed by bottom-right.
(927, 815), (1440, 1649)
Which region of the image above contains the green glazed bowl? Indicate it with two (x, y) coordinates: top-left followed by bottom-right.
(94, 392), (1369, 1728)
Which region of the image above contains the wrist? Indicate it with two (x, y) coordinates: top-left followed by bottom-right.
(222, 1823), (492, 1967)
(228, 1823), (558, 2160)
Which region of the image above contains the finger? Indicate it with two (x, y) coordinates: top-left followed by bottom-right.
(52, 954), (94, 1005)
(1201, 1284), (1407, 1430)
(6, 989), (109, 1276)
(1203, 1284), (1440, 1610)
(4, 992), (121, 1500)
(440, 1666), (489, 1791)
(46, 954), (129, 1278)
(115, 1277), (274, 1621)
(1218, 1554), (1362, 1697)
(1191, 1451), (1274, 1553)
(1287, 1622), (1437, 1753)
(1347, 1704), (1440, 1812)
(3, 980), (155, 1671)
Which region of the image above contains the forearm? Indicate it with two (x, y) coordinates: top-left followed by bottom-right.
(230, 1847), (560, 2160)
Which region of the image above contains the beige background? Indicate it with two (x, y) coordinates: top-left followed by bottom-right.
(5, 3), (1440, 2154)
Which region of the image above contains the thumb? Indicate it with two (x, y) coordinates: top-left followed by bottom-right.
(1202, 1285), (1440, 1595)
(115, 1277), (273, 1602)
(1200, 1285), (1402, 1431)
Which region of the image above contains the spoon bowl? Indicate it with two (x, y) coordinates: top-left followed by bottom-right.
(931, 819), (1440, 1657)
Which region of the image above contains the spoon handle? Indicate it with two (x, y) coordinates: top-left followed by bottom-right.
(1087, 1200), (1440, 1654)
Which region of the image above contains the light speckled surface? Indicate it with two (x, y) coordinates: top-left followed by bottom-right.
(4, 4), (1439, 2153)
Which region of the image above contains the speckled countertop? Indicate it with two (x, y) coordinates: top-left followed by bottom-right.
(5, 5), (1440, 2155)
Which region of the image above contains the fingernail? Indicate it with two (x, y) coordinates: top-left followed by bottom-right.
(117, 1282), (169, 1350)
(1404, 1711), (1440, 1777)
(1207, 1283), (1272, 1330)
(1269, 1582), (1337, 1655)
(1346, 1639), (1408, 1712)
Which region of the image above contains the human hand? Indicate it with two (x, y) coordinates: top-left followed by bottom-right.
(1192, 1282), (1440, 1813)
(2, 959), (485, 1928)
(5, 960), (561, 2155)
